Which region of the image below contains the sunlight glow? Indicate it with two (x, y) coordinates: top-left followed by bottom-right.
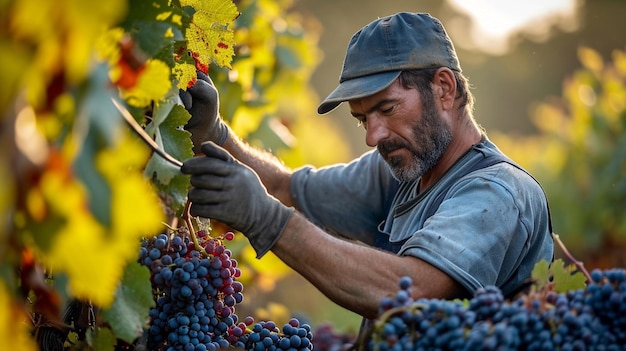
(447, 0), (583, 54)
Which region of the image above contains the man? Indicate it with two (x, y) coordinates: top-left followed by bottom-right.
(180, 12), (554, 321)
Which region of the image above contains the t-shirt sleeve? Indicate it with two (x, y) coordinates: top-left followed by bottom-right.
(290, 150), (400, 245)
(399, 168), (537, 294)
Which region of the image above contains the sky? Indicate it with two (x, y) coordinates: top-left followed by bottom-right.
(447, 0), (582, 54)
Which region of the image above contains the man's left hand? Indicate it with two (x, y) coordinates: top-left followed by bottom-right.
(181, 142), (294, 258)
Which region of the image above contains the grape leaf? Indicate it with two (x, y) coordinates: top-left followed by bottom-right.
(130, 21), (184, 58)
(181, 0), (239, 69)
(550, 259), (587, 293)
(532, 258), (587, 293)
(143, 100), (193, 171)
(120, 0), (177, 29)
(120, 59), (172, 108)
(101, 262), (155, 343)
(531, 259), (551, 287)
(157, 104), (195, 165)
(87, 327), (116, 351)
(144, 98), (193, 212)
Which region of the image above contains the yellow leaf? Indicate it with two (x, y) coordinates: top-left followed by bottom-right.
(173, 62), (198, 90)
(48, 212), (120, 305)
(95, 28), (125, 66)
(11, 0), (126, 90)
(120, 59), (172, 108)
(578, 47), (603, 75)
(181, 0), (239, 69)
(96, 130), (165, 263)
(45, 130), (164, 307)
(230, 104), (269, 138)
(0, 282), (37, 351)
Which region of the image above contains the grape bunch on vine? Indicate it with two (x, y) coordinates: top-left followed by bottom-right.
(138, 227), (313, 351)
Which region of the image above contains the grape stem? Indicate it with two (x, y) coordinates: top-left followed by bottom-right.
(552, 233), (591, 282)
(355, 304), (425, 351)
(183, 200), (209, 258)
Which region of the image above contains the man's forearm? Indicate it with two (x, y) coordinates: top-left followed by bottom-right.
(271, 212), (465, 319)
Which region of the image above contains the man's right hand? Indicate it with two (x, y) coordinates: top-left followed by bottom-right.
(180, 71), (229, 153)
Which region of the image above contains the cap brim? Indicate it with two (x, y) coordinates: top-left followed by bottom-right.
(317, 71), (402, 114)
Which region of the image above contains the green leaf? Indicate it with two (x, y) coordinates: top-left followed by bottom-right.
(159, 104), (194, 163)
(155, 172), (191, 216)
(531, 258), (587, 293)
(551, 259), (587, 293)
(87, 327), (116, 351)
(73, 64), (122, 228)
(531, 259), (551, 287)
(143, 97), (193, 213)
(101, 262), (154, 343)
(131, 21), (181, 58)
(121, 0), (182, 27)
(145, 97), (193, 166)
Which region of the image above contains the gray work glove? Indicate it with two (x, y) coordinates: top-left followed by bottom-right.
(180, 71), (229, 153)
(181, 141), (294, 258)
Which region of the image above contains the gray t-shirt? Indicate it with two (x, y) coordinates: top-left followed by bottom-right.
(290, 138), (554, 297)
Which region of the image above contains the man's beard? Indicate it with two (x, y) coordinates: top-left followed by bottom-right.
(378, 96), (452, 183)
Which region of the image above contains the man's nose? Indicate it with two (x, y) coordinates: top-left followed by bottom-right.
(365, 115), (388, 147)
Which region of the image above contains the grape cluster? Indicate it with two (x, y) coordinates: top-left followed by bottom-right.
(368, 269), (626, 351)
(230, 318), (313, 351)
(139, 230), (313, 351)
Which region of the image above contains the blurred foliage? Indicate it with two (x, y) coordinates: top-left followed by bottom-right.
(209, 0), (351, 168)
(7, 0), (623, 348)
(206, 0), (351, 293)
(492, 47), (626, 269)
(1, 0), (353, 348)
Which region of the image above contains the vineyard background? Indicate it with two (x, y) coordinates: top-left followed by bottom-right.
(1, 0), (625, 349)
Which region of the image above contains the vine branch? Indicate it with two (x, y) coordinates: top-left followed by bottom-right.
(112, 98), (183, 168)
(552, 232), (591, 282)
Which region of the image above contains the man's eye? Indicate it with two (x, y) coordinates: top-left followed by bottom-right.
(356, 120), (363, 128)
(382, 106), (395, 114)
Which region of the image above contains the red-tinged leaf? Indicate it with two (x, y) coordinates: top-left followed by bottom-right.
(114, 58), (145, 90)
(181, 0), (239, 69)
(187, 76), (198, 89)
(114, 36), (148, 90)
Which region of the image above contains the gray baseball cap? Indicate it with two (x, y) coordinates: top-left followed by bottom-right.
(318, 12), (461, 114)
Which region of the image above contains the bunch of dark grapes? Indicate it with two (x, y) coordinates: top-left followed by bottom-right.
(228, 317), (313, 351)
(139, 229), (313, 351)
(368, 269), (626, 351)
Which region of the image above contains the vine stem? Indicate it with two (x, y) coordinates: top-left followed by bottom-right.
(553, 233), (591, 282)
(112, 98), (183, 168)
(183, 200), (209, 258)
(112, 98), (211, 258)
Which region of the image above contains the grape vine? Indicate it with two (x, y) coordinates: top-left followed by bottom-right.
(138, 226), (314, 351)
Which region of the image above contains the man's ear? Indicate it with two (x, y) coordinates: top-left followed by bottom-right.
(433, 67), (457, 110)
